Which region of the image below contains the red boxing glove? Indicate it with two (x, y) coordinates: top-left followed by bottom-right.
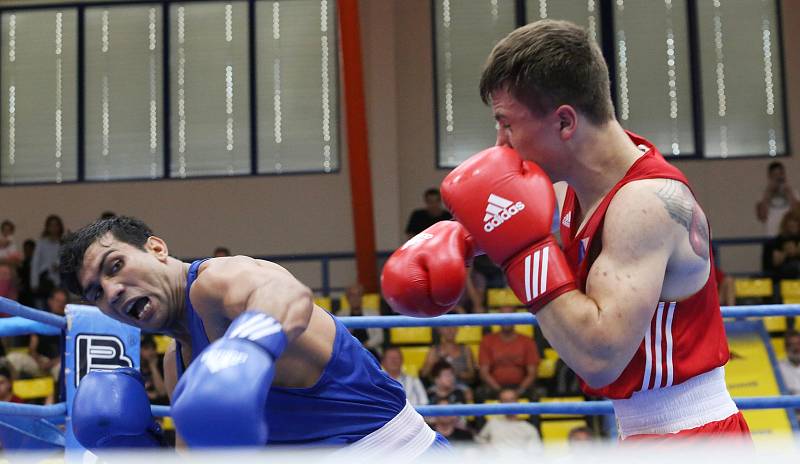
(381, 221), (477, 317)
(441, 146), (576, 312)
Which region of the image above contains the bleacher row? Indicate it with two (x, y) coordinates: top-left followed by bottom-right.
(7, 279), (799, 442)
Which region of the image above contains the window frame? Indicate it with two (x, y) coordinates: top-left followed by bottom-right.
(430, 0), (790, 168)
(0, 0), (342, 187)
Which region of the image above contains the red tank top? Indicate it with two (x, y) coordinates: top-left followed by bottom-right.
(559, 132), (730, 400)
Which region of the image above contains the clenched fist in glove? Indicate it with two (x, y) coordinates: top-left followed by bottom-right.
(440, 146), (576, 312)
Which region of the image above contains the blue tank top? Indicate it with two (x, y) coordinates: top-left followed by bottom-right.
(176, 259), (407, 445)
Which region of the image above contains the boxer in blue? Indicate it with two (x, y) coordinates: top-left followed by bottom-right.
(60, 216), (446, 456)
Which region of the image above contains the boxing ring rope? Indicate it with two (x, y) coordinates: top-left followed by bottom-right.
(338, 304), (800, 329)
(0, 296), (799, 449)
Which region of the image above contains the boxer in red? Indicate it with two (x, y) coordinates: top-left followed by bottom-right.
(382, 19), (750, 440)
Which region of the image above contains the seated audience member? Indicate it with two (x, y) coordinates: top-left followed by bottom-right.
(381, 346), (429, 406)
(213, 246), (231, 257)
(0, 366), (22, 403)
(15, 240), (36, 307)
(341, 283), (383, 357)
(140, 335), (169, 405)
(405, 188), (452, 239)
(770, 211), (800, 279)
(429, 398), (474, 443)
(715, 266), (736, 308)
(0, 263), (17, 302)
(0, 220), (20, 264)
(475, 388), (542, 450)
(778, 331), (800, 395)
(420, 327), (476, 386)
(31, 215), (65, 307)
(427, 360), (473, 404)
(478, 306), (540, 399)
(567, 426), (597, 447)
(28, 288), (67, 378)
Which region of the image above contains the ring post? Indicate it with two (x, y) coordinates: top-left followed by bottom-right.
(65, 304), (141, 459)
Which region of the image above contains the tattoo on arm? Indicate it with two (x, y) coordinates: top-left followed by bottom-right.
(655, 180), (710, 259)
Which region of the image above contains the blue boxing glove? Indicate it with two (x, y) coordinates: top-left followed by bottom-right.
(171, 311), (287, 447)
(72, 368), (164, 449)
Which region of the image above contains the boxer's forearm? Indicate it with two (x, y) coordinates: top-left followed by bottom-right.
(536, 290), (641, 389)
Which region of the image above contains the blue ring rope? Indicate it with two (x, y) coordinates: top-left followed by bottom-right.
(150, 396), (800, 418)
(0, 297), (67, 329)
(0, 402), (66, 418)
(338, 305), (800, 329)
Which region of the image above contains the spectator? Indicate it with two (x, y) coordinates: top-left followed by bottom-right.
(427, 360), (473, 404)
(28, 288), (67, 378)
(341, 283), (384, 356)
(405, 188), (452, 239)
(770, 211), (800, 279)
(478, 306), (540, 400)
(30, 215), (65, 306)
(756, 161), (799, 238)
(429, 398), (474, 442)
(715, 266), (736, 308)
(213, 246), (231, 257)
(567, 426), (596, 446)
(16, 240), (36, 307)
(475, 388), (542, 450)
(0, 366), (23, 403)
(0, 263), (17, 302)
(141, 335), (169, 405)
(420, 327), (476, 386)
(778, 331), (800, 395)
(0, 220), (21, 264)
(381, 346), (429, 406)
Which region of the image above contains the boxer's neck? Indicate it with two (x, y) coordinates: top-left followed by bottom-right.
(566, 121), (643, 212)
(163, 259), (192, 346)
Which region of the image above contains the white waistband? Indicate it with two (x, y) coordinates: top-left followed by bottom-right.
(611, 367), (738, 439)
(326, 401), (436, 463)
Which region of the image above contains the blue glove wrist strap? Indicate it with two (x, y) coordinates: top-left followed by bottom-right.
(225, 311), (288, 358)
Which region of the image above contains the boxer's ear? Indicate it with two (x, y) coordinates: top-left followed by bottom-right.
(145, 236), (169, 262)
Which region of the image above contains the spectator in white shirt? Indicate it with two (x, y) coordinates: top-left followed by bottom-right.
(476, 388), (542, 451)
(30, 215), (65, 305)
(778, 331), (800, 395)
(381, 346), (429, 406)
(757, 161), (799, 238)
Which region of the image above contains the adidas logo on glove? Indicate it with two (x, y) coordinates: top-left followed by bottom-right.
(483, 193), (525, 232)
(201, 349), (249, 374)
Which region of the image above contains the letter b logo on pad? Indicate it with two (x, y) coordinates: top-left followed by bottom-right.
(483, 193), (525, 232)
(75, 334), (133, 387)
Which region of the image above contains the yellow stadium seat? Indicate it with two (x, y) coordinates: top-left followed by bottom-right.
(6, 347), (28, 355)
(540, 419), (587, 443)
(543, 348), (559, 360)
(161, 416), (175, 431)
(455, 326), (482, 344)
(780, 279), (800, 299)
(537, 349), (560, 379)
(314, 296), (333, 312)
(540, 396), (584, 419)
(734, 278), (772, 298)
(390, 327), (432, 345)
(399, 346), (429, 377)
(154, 335), (172, 354)
(487, 288), (522, 307)
(469, 343), (480, 361)
(339, 293), (381, 312)
(771, 337), (786, 360)
(13, 377), (54, 400)
(763, 316), (788, 333)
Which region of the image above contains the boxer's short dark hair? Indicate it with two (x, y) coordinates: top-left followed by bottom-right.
(480, 19), (614, 125)
(60, 216), (153, 297)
